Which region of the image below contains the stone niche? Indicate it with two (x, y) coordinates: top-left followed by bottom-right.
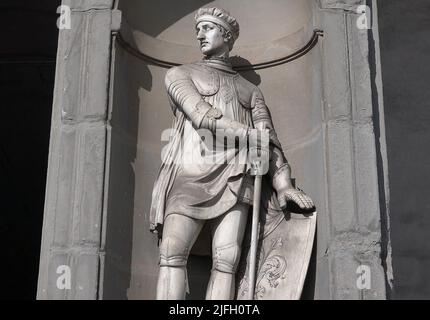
(37, 0), (388, 300)
(37, 0), (392, 299)
(103, 0), (325, 300)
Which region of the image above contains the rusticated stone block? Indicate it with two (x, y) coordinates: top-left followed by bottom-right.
(352, 123), (381, 232)
(57, 9), (112, 122)
(52, 125), (76, 246)
(347, 15), (373, 122)
(320, 0), (365, 12)
(73, 251), (100, 300)
(326, 119), (356, 232)
(62, 0), (115, 11)
(330, 232), (386, 300)
(45, 249), (100, 300)
(52, 123), (106, 247)
(46, 251), (69, 300)
(72, 123), (106, 246)
(321, 12), (351, 120)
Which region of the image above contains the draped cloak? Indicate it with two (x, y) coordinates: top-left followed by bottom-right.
(149, 59), (285, 239)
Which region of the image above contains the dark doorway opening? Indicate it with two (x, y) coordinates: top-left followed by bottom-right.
(0, 0), (60, 299)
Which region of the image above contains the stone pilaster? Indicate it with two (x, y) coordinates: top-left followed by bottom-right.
(37, 0), (120, 299)
(316, 0), (391, 299)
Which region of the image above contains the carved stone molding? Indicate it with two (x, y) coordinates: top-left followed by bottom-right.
(37, 1), (120, 299)
(315, 0), (390, 299)
(319, 0), (366, 12)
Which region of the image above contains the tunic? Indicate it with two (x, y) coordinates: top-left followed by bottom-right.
(164, 59), (254, 220)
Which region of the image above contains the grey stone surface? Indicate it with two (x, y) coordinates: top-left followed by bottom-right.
(378, 0), (430, 299)
(317, 0), (389, 299)
(37, 1), (117, 299)
(46, 248), (99, 299)
(63, 0), (115, 11)
(319, 0), (364, 12)
(60, 10), (112, 122)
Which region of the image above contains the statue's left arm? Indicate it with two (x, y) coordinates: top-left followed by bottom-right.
(251, 88), (314, 210)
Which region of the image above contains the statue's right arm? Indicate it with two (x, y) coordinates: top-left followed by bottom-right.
(165, 67), (249, 135)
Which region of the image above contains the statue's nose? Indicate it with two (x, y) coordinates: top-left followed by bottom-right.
(197, 30), (205, 41)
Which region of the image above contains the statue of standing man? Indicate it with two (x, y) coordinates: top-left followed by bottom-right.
(150, 7), (314, 300)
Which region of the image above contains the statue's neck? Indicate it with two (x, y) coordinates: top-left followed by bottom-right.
(212, 52), (229, 59)
(200, 56), (235, 74)
(205, 52), (230, 60)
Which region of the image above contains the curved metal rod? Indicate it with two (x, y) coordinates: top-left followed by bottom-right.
(116, 29), (324, 71)
(236, 29), (324, 71)
(116, 34), (181, 69)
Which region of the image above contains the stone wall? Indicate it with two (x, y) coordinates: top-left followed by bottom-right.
(378, 0), (430, 299)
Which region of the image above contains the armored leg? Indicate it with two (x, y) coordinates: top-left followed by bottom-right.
(157, 214), (204, 300)
(206, 203), (249, 300)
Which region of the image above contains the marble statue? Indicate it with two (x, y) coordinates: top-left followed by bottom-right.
(149, 7), (314, 300)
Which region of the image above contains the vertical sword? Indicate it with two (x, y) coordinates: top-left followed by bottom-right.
(247, 173), (262, 300)
(247, 128), (269, 300)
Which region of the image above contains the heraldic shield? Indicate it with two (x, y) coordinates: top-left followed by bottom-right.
(235, 177), (317, 300)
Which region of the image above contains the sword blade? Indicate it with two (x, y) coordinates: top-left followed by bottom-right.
(248, 174), (262, 300)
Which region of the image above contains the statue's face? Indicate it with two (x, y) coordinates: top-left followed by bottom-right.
(196, 21), (229, 56)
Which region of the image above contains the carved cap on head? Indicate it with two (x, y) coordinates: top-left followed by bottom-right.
(194, 7), (240, 41)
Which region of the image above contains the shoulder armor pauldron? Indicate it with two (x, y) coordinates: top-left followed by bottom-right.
(186, 64), (220, 96)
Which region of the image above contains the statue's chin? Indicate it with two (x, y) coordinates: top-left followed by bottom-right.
(201, 45), (223, 57)
(200, 46), (228, 59)
(200, 48), (212, 56)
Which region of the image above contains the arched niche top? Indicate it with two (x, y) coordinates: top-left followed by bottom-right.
(119, 0), (313, 45)
(118, 0), (316, 65)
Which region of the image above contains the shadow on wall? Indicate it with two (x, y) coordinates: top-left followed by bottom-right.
(102, 41), (152, 299)
(118, 0), (214, 37)
(378, 0), (430, 299)
(231, 56), (262, 86)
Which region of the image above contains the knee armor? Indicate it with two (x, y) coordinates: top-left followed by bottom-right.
(212, 243), (241, 274)
(159, 235), (190, 267)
